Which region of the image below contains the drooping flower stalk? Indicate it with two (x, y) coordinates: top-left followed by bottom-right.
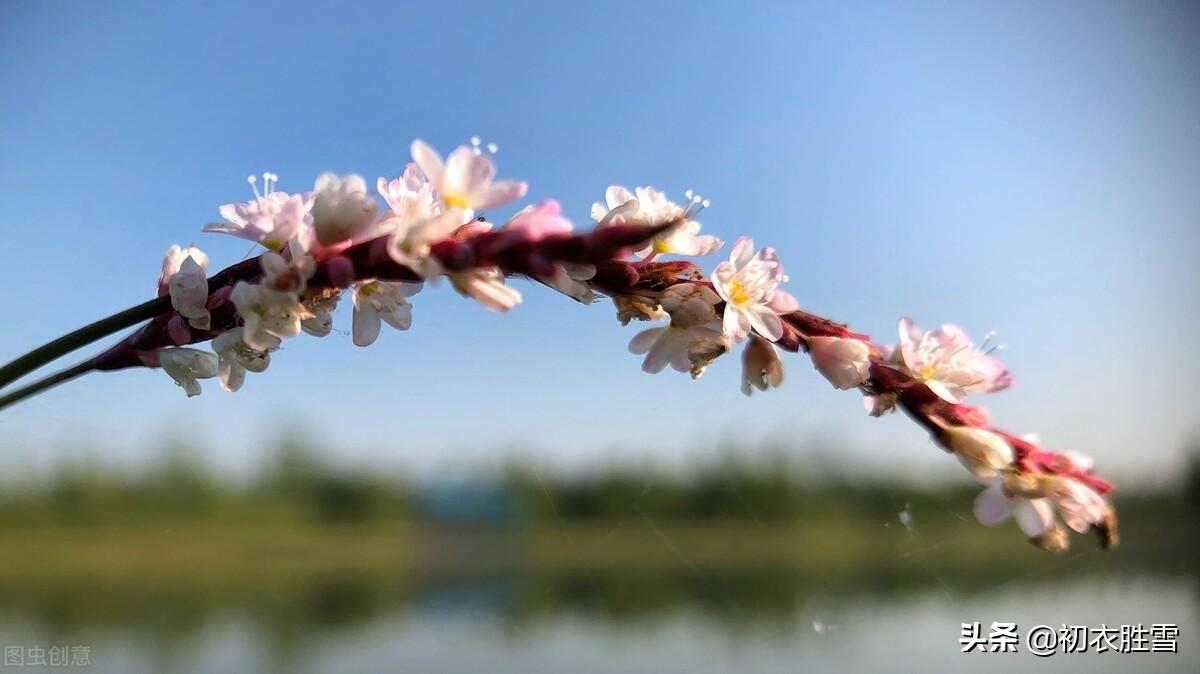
(0, 138), (1118, 553)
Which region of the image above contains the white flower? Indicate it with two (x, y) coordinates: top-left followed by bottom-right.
(741, 335), (784, 395)
(1040, 475), (1108, 533)
(711, 237), (798, 343)
(973, 479), (1056, 538)
(377, 163), (439, 226)
(299, 290), (340, 338)
(629, 322), (728, 377)
(212, 327), (274, 393)
(204, 173), (314, 250)
(229, 282), (304, 351)
(310, 173), (379, 248)
(158, 244), (209, 294)
(386, 209), (464, 279)
(942, 427), (1015, 479)
(544, 263), (596, 304)
(629, 284), (728, 376)
(896, 317), (1011, 403)
(260, 250), (316, 295)
(158, 347), (219, 398)
(808, 336), (871, 390)
(410, 139), (527, 217)
(160, 245), (211, 331)
(351, 280), (422, 347)
(449, 268), (521, 313)
(590, 186), (722, 258)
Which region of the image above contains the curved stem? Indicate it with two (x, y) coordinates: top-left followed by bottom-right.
(0, 296), (169, 390)
(0, 359), (96, 411)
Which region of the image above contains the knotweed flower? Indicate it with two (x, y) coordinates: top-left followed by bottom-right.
(942, 426), (1014, 479)
(711, 237), (798, 343)
(299, 290), (340, 338)
(591, 186), (722, 258)
(229, 282), (304, 351)
(629, 322), (727, 375)
(629, 284), (728, 375)
(449, 268), (521, 313)
(260, 250), (315, 294)
(386, 210), (464, 279)
(741, 335), (784, 395)
(158, 245), (209, 295)
(309, 173), (380, 248)
(204, 173), (314, 250)
(0, 136), (1118, 554)
(351, 280), (422, 347)
(895, 317), (1011, 403)
(1040, 475), (1108, 533)
(973, 479), (1056, 538)
(212, 327), (274, 393)
(160, 245), (211, 331)
(807, 336), (871, 390)
(377, 163), (438, 226)
(159, 347), (219, 398)
(410, 139), (527, 217)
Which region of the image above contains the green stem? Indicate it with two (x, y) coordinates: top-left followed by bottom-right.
(0, 296), (170, 391)
(0, 360), (97, 411)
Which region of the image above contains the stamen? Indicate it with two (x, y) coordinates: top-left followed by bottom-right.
(247, 175), (261, 200)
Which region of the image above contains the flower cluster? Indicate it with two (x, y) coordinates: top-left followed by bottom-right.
(90, 138), (1115, 553)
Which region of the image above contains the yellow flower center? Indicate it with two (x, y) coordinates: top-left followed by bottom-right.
(728, 280), (751, 306)
(442, 194), (469, 210)
(653, 239), (674, 254)
(359, 281), (379, 297)
(262, 237), (286, 251)
(920, 364), (935, 380)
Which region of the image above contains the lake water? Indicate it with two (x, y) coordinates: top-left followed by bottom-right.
(0, 568), (1193, 673)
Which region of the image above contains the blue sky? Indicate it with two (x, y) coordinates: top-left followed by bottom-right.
(0, 0), (1197, 483)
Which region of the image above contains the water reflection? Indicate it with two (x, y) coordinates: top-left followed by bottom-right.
(0, 557), (1194, 673)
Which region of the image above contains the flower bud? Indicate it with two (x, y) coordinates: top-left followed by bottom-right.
(312, 173), (378, 247)
(942, 427), (1014, 479)
(741, 335), (783, 395)
(807, 336), (871, 390)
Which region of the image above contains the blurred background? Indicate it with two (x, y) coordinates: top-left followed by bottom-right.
(0, 1), (1197, 672)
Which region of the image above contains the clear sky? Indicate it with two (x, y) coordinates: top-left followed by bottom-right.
(0, 0), (1197, 484)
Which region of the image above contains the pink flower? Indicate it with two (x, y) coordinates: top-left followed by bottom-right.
(591, 185), (722, 258)
(973, 480), (1056, 538)
(807, 336), (871, 390)
(204, 173), (314, 250)
(410, 139), (527, 216)
(711, 237), (798, 343)
(1041, 476), (1108, 533)
(896, 317), (1011, 403)
(377, 163), (438, 226)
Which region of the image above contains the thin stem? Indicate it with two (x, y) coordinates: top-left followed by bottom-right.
(0, 359), (96, 411)
(0, 296), (169, 390)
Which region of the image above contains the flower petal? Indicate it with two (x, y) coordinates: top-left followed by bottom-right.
(973, 485), (1014, 526)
